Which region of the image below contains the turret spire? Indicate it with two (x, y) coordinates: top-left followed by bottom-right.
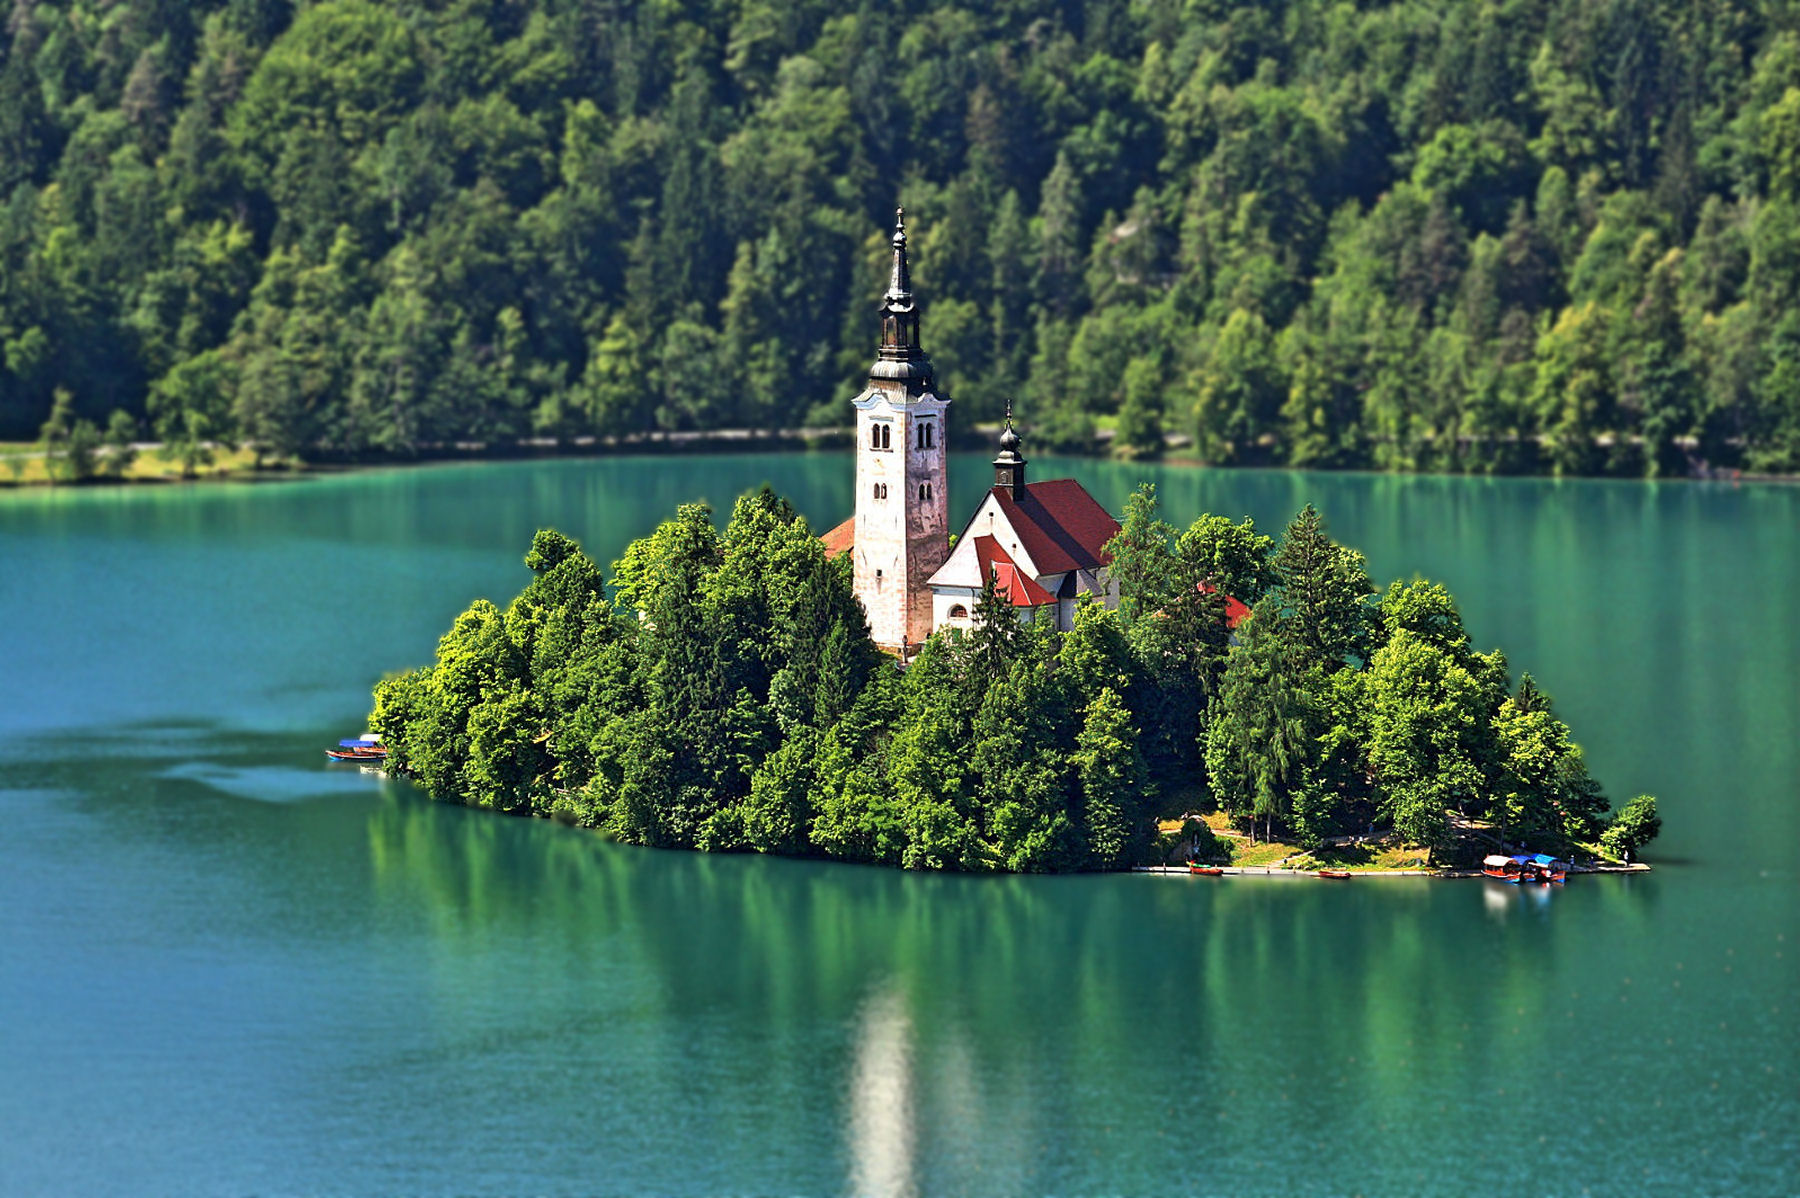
(994, 399), (1027, 497)
(868, 205), (933, 395)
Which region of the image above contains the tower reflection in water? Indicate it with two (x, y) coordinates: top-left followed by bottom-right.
(849, 986), (915, 1198)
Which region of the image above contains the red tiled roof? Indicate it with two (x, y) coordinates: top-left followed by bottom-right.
(991, 479), (1120, 573)
(820, 515), (855, 559)
(1198, 581), (1252, 629)
(974, 535), (1056, 607)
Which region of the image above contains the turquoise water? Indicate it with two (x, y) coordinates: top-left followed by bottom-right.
(1, 455), (1794, 1195)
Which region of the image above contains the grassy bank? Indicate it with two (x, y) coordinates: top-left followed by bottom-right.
(0, 444), (269, 487)
(1161, 810), (1612, 873)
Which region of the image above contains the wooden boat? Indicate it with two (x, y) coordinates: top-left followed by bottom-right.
(1317, 869), (1352, 880)
(1187, 863), (1223, 876)
(1527, 853), (1569, 884)
(1483, 854), (1526, 882)
(326, 734), (387, 764)
(1484, 853), (1568, 884)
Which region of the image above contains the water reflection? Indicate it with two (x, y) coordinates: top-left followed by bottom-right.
(1481, 879), (1559, 922)
(849, 986), (916, 1198)
(338, 787), (1757, 1191)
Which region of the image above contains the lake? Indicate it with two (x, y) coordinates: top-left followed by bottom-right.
(1, 454), (1794, 1195)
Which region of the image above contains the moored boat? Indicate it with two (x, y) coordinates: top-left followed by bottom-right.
(1484, 853), (1569, 883)
(326, 734), (387, 764)
(1483, 854), (1526, 882)
(1187, 863), (1223, 876)
(1317, 869), (1352, 880)
(1527, 853), (1569, 884)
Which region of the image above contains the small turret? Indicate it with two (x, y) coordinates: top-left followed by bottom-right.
(993, 400), (1027, 498)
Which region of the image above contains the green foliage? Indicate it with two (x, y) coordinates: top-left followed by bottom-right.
(100, 409), (138, 478)
(1074, 688), (1150, 869)
(1272, 505), (1374, 670)
(375, 490), (1651, 869)
(0, 0), (1794, 475)
(1364, 630), (1494, 855)
(38, 389), (97, 483)
(1600, 793), (1661, 862)
(1180, 818), (1226, 865)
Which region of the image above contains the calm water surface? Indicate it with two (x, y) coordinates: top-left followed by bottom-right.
(1, 455), (1794, 1195)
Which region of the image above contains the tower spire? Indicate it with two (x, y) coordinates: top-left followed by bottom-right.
(887, 207), (911, 300)
(994, 399), (1027, 498)
(868, 205), (932, 395)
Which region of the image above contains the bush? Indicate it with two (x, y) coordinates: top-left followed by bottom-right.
(1599, 794), (1660, 862)
(1182, 817), (1226, 863)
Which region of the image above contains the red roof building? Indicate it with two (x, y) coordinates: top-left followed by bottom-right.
(1199, 580), (1253, 629)
(821, 515), (856, 560)
(972, 536), (1057, 607)
(924, 412), (1122, 635)
(812, 210), (1122, 651)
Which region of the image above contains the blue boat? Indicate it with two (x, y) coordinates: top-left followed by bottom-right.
(1529, 853), (1569, 884)
(1483, 853), (1569, 884)
(325, 734), (386, 764)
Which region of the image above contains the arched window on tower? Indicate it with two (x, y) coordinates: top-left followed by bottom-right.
(880, 424), (890, 450)
(870, 424), (880, 449)
(947, 604), (968, 619)
(925, 423), (934, 448)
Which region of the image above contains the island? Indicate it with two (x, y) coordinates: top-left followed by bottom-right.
(368, 215), (1658, 874)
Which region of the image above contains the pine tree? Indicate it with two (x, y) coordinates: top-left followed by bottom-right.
(1204, 598), (1312, 843)
(1075, 687), (1150, 869)
(1271, 505), (1374, 670)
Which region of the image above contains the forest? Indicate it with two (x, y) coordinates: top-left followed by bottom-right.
(4, 0), (1799, 475)
(368, 487), (1659, 871)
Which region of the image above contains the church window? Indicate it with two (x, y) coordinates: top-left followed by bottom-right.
(919, 482), (931, 501)
(925, 423), (934, 448)
(880, 424), (891, 450)
(870, 424), (880, 449)
(947, 604), (968, 619)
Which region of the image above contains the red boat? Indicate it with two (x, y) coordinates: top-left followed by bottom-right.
(1483, 854), (1526, 881)
(1187, 863), (1223, 876)
(1317, 869), (1352, 880)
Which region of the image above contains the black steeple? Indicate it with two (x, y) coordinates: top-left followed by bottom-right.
(993, 399), (1027, 498)
(868, 207), (934, 396)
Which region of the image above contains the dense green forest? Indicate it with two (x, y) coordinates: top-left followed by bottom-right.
(4, 0), (1799, 474)
(369, 488), (1658, 870)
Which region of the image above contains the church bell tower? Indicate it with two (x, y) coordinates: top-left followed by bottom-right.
(852, 208), (950, 653)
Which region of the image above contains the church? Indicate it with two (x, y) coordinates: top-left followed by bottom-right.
(821, 211), (1122, 656)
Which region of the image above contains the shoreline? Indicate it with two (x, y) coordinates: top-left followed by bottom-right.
(6, 426), (1799, 490)
(1133, 863), (1653, 880)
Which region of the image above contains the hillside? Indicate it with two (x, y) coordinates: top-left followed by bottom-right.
(3, 0), (1798, 474)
